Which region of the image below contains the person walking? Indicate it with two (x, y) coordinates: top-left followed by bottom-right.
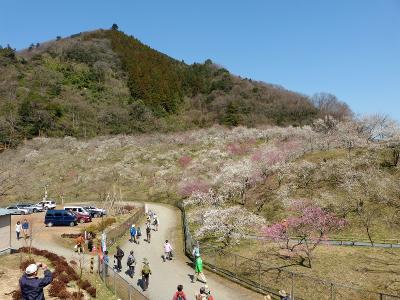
(192, 255), (207, 283)
(146, 224), (151, 243)
(163, 240), (173, 262)
(136, 226), (142, 244)
(126, 250), (136, 278)
(141, 258), (152, 291)
(22, 219), (29, 239)
(114, 246), (124, 272)
(16, 221), (22, 240)
(192, 242), (200, 259)
(75, 234), (85, 253)
(195, 286), (209, 300)
(130, 224), (137, 243)
(20, 262), (53, 300)
(153, 215), (159, 231)
(103, 250), (109, 277)
(172, 284), (187, 300)
(87, 236), (93, 252)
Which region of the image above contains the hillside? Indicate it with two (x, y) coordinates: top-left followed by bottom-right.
(0, 27), (350, 148)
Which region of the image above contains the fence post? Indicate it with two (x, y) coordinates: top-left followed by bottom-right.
(379, 293), (383, 300)
(330, 283), (334, 300)
(291, 272), (294, 300)
(113, 269), (116, 294)
(129, 284), (132, 300)
(234, 254), (237, 277)
(258, 262), (261, 289)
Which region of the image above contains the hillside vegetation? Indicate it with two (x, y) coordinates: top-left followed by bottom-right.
(0, 27), (350, 148)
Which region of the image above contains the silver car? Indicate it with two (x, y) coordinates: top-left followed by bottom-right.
(6, 205), (30, 215)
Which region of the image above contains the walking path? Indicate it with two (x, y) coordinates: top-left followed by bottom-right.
(117, 203), (264, 300)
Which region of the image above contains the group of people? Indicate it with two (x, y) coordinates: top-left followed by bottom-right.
(15, 219), (30, 240)
(172, 284), (215, 300)
(74, 232), (95, 253)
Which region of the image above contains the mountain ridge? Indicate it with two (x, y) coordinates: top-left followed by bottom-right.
(0, 27), (351, 148)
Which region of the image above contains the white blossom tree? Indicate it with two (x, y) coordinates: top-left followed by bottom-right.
(194, 206), (265, 247)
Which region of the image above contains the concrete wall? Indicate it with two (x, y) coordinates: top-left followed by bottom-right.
(0, 215), (11, 254)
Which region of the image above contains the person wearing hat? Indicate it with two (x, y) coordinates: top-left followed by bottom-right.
(141, 258), (152, 291)
(130, 224), (137, 243)
(278, 290), (292, 300)
(195, 285), (214, 300)
(20, 262), (53, 300)
(126, 250), (136, 278)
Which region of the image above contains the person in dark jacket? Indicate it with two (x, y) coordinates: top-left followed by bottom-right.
(20, 262), (52, 300)
(114, 245), (124, 272)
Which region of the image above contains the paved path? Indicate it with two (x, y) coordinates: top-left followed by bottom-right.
(117, 203), (264, 300)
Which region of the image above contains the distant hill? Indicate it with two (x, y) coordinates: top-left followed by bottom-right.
(0, 28), (351, 147)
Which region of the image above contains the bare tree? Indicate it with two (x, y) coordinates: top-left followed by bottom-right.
(312, 93), (353, 121)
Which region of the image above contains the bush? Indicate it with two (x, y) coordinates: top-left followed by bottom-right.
(86, 286), (97, 297)
(11, 289), (21, 300)
(20, 258), (35, 271)
(48, 279), (68, 297)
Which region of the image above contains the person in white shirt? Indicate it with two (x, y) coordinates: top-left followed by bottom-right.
(16, 221), (22, 240)
(163, 240), (173, 262)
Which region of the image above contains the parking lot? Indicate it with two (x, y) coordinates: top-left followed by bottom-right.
(10, 204), (105, 250)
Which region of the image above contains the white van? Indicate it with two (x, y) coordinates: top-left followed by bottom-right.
(63, 206), (90, 215)
(36, 200), (56, 210)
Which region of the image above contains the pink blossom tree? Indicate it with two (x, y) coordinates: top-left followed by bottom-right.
(263, 200), (346, 268)
(178, 179), (210, 198)
(177, 155), (192, 168)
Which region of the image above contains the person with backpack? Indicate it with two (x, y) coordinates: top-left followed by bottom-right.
(126, 250), (136, 278)
(203, 285), (215, 300)
(192, 242), (200, 259)
(163, 240), (173, 262)
(141, 258), (152, 291)
(114, 246), (124, 272)
(130, 224), (137, 243)
(192, 255), (207, 283)
(136, 226), (142, 243)
(153, 215), (159, 231)
(172, 284), (187, 300)
(195, 286), (210, 300)
(146, 224), (151, 243)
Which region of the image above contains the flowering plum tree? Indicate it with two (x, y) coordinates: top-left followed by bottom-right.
(195, 206), (265, 247)
(263, 200), (346, 267)
(178, 179), (210, 198)
(177, 155), (192, 168)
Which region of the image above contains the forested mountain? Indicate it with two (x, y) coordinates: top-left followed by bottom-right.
(0, 27), (351, 147)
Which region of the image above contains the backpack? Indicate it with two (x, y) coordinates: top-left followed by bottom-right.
(127, 256), (135, 266)
(142, 265), (151, 275)
(146, 226), (151, 233)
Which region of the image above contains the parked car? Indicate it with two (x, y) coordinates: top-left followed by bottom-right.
(45, 210), (77, 227)
(83, 206), (106, 218)
(36, 200), (56, 210)
(5, 205), (30, 215)
(63, 206), (92, 223)
(16, 203), (41, 213)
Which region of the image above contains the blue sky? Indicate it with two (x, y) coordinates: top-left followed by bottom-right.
(1, 1), (399, 120)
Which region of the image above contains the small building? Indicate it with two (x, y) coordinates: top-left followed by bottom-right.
(0, 209), (11, 255)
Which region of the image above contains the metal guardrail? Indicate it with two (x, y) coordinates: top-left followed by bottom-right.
(98, 259), (148, 300)
(178, 202), (400, 300)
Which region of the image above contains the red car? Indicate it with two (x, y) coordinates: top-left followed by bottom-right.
(72, 211), (92, 223)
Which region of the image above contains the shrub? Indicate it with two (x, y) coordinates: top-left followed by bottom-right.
(11, 289), (21, 300)
(48, 280), (68, 297)
(86, 286), (97, 297)
(20, 258), (35, 271)
(58, 272), (70, 283)
(71, 291), (84, 300)
(77, 279), (91, 290)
